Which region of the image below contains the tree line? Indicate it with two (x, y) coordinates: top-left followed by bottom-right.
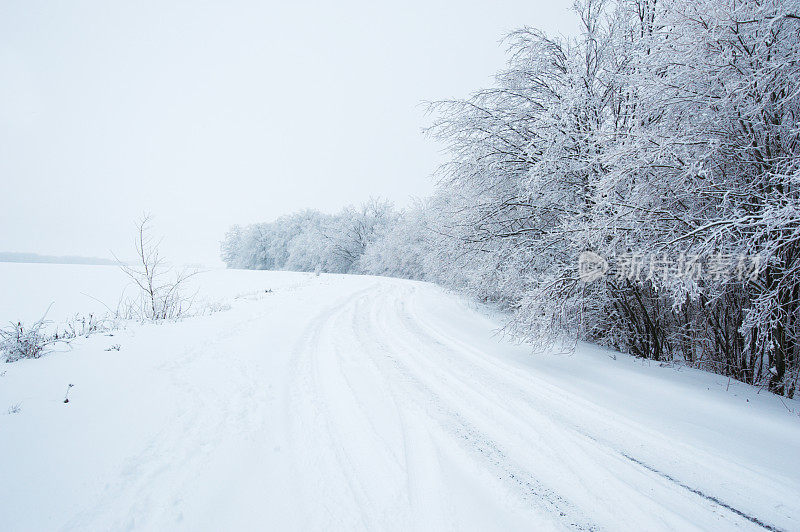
(222, 0), (800, 397)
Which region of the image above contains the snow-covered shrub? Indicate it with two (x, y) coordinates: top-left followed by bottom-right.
(0, 317), (53, 363)
(1, 311), (121, 363)
(56, 313), (117, 340)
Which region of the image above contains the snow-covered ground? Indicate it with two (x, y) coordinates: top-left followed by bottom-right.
(1, 266), (799, 531)
(0, 262), (298, 324)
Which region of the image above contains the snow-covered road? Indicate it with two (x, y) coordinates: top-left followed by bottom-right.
(2, 271), (799, 530)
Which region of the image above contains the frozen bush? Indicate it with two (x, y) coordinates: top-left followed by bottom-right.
(0, 316), (53, 363)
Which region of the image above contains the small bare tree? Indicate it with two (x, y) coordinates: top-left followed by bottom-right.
(116, 214), (196, 321)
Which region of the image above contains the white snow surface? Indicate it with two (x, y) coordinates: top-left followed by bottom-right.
(1, 265), (799, 531)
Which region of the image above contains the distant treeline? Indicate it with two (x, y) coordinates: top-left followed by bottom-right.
(0, 252), (117, 266)
(220, 198), (433, 281)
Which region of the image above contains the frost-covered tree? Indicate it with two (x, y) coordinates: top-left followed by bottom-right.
(360, 200), (435, 280)
(222, 0), (800, 396)
(426, 0), (616, 335)
(322, 198), (398, 273)
(591, 0), (800, 392)
(220, 199), (402, 276)
(426, 0), (800, 395)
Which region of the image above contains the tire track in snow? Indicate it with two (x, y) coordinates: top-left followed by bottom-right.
(395, 283), (786, 532)
(285, 279), (786, 531)
(351, 283), (599, 531)
(617, 452), (785, 532)
(286, 285), (399, 531)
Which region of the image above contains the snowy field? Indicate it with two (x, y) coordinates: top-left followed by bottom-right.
(1, 265), (799, 531)
(0, 262), (310, 325)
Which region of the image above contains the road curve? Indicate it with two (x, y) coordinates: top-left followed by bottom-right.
(279, 279), (795, 531)
(2, 273), (798, 531)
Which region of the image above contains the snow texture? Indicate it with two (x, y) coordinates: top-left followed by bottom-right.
(1, 265), (798, 530)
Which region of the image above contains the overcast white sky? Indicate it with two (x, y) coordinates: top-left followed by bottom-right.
(0, 0), (577, 265)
